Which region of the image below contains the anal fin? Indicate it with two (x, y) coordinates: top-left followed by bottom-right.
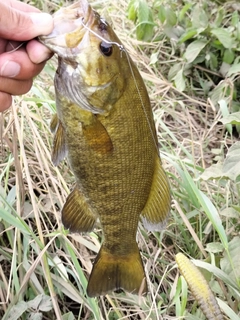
(141, 156), (171, 231)
(62, 187), (96, 233)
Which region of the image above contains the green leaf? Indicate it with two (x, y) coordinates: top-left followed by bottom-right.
(174, 69), (186, 92)
(136, 22), (154, 41)
(0, 207), (30, 235)
(136, 0), (154, 41)
(218, 99), (232, 134)
(209, 82), (226, 106)
(168, 63), (182, 81)
(201, 142), (240, 182)
(5, 301), (28, 320)
(27, 294), (52, 312)
(178, 28), (198, 43)
(28, 313), (43, 320)
(208, 52), (218, 70)
(191, 4), (208, 29)
(227, 63), (240, 77)
(179, 3), (192, 22)
(200, 191), (228, 249)
(231, 11), (239, 27)
(158, 4), (166, 24)
(200, 163), (224, 181)
(184, 39), (208, 63)
(149, 52), (158, 65)
(216, 299), (240, 320)
(219, 62), (230, 77)
(127, 0), (138, 21)
(213, 8), (224, 28)
(220, 207), (240, 219)
(223, 49), (235, 64)
(181, 165), (228, 250)
(138, 0), (149, 23)
(165, 7), (177, 27)
(128, 3), (137, 21)
(6, 186), (16, 206)
(164, 26), (182, 41)
(221, 236), (240, 285)
(193, 260), (240, 298)
(206, 242), (224, 254)
(220, 112), (240, 125)
(62, 313), (75, 320)
(211, 28), (233, 49)
(222, 142), (240, 180)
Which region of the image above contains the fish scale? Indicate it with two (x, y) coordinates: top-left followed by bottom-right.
(39, 0), (171, 297)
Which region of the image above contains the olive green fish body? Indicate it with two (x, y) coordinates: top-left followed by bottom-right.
(61, 75), (154, 237)
(40, 0), (171, 297)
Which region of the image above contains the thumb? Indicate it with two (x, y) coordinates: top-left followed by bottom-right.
(0, 3), (53, 41)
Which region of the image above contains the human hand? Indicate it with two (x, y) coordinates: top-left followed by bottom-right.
(0, 0), (54, 111)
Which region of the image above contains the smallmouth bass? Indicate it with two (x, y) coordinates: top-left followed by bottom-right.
(39, 0), (171, 297)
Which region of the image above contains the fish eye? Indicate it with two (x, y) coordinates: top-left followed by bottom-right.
(99, 42), (113, 57)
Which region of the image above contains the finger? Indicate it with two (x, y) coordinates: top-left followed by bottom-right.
(0, 2), (53, 41)
(0, 39), (7, 54)
(0, 92), (12, 111)
(5, 41), (22, 53)
(26, 40), (53, 64)
(0, 50), (46, 80)
(0, 77), (32, 95)
(0, 40), (22, 55)
(6, 0), (40, 13)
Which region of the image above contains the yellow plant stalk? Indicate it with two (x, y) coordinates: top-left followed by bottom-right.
(176, 253), (223, 320)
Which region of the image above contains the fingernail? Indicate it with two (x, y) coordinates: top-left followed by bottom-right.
(30, 13), (53, 35)
(34, 52), (53, 64)
(39, 52), (53, 63)
(0, 61), (20, 78)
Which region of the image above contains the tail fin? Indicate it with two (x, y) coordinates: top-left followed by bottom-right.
(87, 245), (147, 297)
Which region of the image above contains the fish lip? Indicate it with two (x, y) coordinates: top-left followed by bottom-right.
(39, 0), (93, 54)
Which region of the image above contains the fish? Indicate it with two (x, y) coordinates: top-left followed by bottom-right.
(39, 0), (171, 297)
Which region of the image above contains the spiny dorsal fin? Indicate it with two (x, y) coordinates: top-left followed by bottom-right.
(82, 116), (113, 155)
(62, 187), (97, 233)
(51, 117), (67, 166)
(141, 156), (171, 231)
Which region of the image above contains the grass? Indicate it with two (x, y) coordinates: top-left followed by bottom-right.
(0, 0), (240, 319)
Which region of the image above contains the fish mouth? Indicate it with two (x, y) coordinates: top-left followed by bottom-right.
(39, 0), (94, 56)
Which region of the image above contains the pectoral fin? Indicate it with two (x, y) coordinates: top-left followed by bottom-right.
(82, 116), (113, 155)
(51, 115), (67, 166)
(50, 114), (58, 134)
(62, 187), (96, 233)
(141, 156), (171, 231)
